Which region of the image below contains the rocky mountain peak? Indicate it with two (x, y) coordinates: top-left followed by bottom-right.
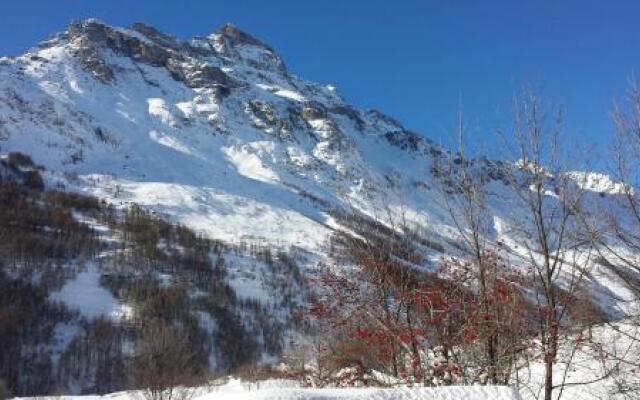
(210, 22), (288, 75)
(64, 19), (287, 84)
(130, 22), (182, 51)
(64, 19), (235, 95)
(216, 23), (275, 51)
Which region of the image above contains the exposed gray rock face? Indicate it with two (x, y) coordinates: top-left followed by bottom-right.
(248, 100), (277, 125)
(366, 109), (405, 130)
(69, 19), (171, 66)
(68, 21), (117, 82)
(247, 100), (297, 141)
(131, 22), (182, 51)
(329, 105), (365, 131)
(301, 101), (327, 121)
(218, 23), (275, 51)
(167, 58), (234, 93)
(68, 19), (235, 95)
(212, 23), (288, 75)
(384, 130), (423, 152)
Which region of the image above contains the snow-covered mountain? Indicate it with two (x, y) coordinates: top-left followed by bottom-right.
(6, 17), (640, 319)
(1, 18), (635, 308)
(0, 19), (458, 254)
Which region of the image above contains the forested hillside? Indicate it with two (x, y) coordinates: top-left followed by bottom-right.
(0, 152), (306, 395)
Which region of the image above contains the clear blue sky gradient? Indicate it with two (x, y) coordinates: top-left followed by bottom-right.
(1, 1), (639, 159)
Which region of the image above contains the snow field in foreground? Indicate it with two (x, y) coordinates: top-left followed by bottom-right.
(16, 380), (521, 400)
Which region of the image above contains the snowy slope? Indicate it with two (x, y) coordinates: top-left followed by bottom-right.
(199, 381), (522, 400)
(15, 380), (521, 400)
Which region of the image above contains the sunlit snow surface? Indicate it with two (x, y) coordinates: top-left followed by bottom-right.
(197, 381), (522, 400)
(15, 380), (521, 400)
(50, 265), (131, 320)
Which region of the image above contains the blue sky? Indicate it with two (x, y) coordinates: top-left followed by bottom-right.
(1, 0), (639, 159)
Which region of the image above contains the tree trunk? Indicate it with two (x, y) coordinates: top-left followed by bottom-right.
(544, 356), (554, 400)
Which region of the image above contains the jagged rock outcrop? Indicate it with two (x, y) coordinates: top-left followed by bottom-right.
(67, 19), (235, 94)
(212, 23), (288, 75)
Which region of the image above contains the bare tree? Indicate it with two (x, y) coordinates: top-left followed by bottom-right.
(432, 109), (511, 384)
(432, 111), (530, 384)
(584, 79), (640, 398)
(131, 321), (201, 400)
(499, 89), (596, 400)
(606, 79), (640, 299)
